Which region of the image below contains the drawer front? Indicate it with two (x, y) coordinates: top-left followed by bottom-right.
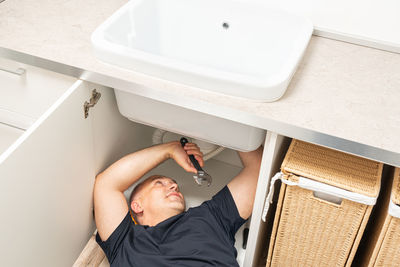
(0, 57), (76, 129)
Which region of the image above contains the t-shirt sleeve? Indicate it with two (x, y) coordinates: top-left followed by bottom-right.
(205, 186), (246, 241)
(96, 212), (132, 264)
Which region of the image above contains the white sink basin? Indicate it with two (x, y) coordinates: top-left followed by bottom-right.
(92, 0), (313, 102)
(114, 88), (265, 152)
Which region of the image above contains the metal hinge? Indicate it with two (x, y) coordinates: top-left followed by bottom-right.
(84, 89), (101, 119)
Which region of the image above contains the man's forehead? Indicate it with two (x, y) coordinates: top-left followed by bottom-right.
(150, 176), (178, 184)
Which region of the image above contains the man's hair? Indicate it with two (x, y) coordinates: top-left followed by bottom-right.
(129, 175), (164, 216)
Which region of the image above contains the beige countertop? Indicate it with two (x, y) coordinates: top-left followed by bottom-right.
(1, 0), (399, 166)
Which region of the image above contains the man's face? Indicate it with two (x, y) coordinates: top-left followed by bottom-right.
(140, 176), (185, 216)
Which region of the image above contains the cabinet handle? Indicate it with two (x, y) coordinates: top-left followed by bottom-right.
(0, 67), (26, 76)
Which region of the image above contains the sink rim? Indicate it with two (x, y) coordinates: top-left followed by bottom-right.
(91, 0), (313, 99)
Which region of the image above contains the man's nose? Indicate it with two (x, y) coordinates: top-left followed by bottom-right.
(169, 182), (178, 191)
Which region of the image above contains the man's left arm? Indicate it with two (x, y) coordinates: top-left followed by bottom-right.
(227, 146), (263, 220)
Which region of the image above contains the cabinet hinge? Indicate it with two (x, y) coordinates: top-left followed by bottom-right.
(84, 89), (101, 119)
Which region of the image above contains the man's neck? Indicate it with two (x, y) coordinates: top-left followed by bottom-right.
(140, 210), (182, 226)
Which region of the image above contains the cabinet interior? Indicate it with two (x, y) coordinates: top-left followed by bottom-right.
(91, 85), (250, 266)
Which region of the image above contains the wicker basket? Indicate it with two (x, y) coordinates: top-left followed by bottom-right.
(362, 168), (400, 267)
(265, 140), (383, 267)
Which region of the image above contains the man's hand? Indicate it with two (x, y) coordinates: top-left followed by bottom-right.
(170, 141), (204, 174)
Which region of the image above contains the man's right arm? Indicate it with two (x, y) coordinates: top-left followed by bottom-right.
(94, 141), (203, 241)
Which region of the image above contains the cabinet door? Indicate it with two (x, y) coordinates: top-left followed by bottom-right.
(0, 80), (96, 267)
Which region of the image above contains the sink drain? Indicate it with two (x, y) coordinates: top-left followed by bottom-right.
(222, 22), (229, 29)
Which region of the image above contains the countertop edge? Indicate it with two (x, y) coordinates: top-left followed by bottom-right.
(1, 47), (399, 167)
(313, 29), (400, 54)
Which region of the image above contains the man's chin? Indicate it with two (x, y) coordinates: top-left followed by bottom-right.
(169, 202), (185, 213)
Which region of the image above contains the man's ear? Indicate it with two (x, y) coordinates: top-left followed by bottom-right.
(131, 201), (143, 214)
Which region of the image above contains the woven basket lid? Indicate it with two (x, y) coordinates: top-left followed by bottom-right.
(281, 139), (383, 197)
(392, 168), (400, 205)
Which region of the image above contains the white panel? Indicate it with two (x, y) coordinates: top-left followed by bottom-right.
(0, 123), (24, 155)
(0, 80), (96, 267)
(260, 0), (400, 45)
(243, 132), (291, 267)
(213, 148), (243, 168)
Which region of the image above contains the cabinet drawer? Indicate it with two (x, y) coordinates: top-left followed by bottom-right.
(0, 57), (77, 156)
(0, 57), (76, 129)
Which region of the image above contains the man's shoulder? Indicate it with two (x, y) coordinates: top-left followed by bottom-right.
(187, 186), (232, 213)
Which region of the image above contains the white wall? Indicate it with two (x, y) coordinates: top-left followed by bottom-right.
(251, 0), (400, 45)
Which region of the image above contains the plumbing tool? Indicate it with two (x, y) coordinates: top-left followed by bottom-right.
(180, 137), (212, 186)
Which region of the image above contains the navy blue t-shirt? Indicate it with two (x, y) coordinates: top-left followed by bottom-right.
(96, 186), (246, 266)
